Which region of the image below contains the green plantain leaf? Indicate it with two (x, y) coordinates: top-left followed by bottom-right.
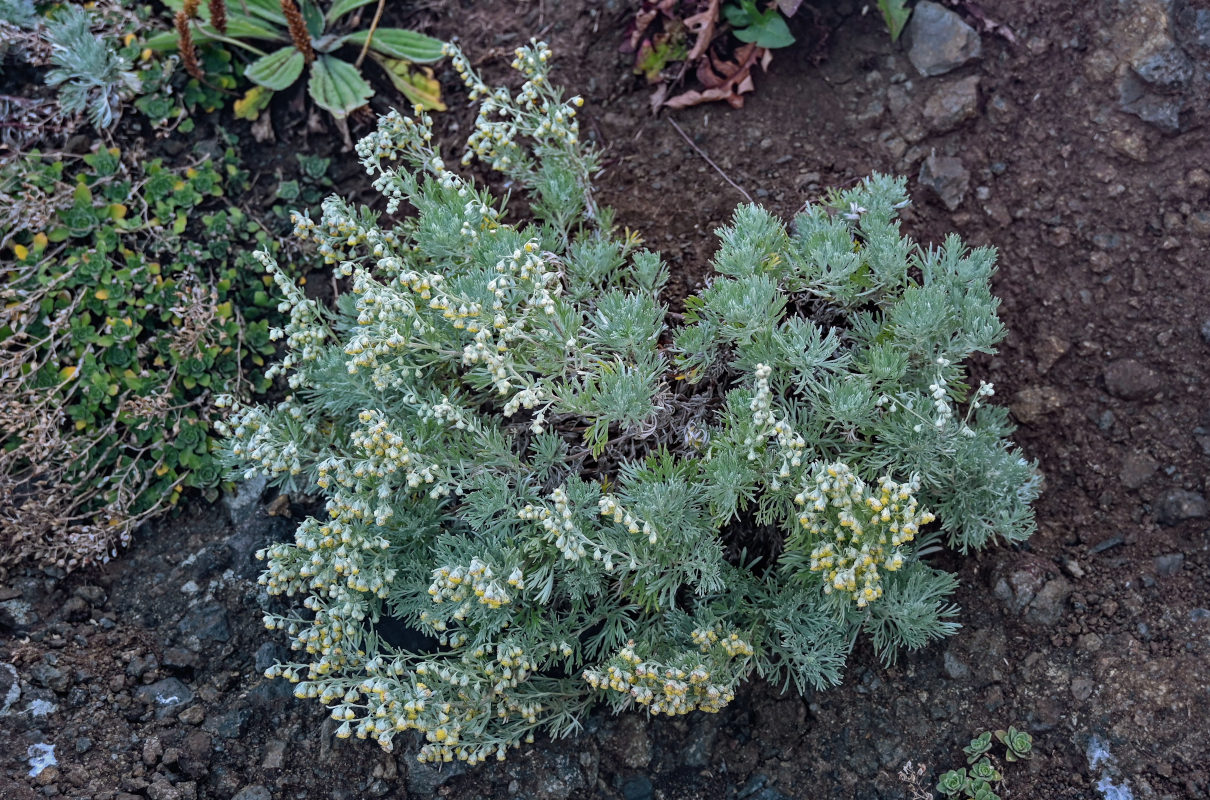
(161, 0), (286, 27)
(237, 0), (289, 26)
(308, 54), (373, 118)
(326, 0), (378, 24)
(246, 47), (306, 91)
(342, 28), (444, 62)
(144, 17), (285, 51)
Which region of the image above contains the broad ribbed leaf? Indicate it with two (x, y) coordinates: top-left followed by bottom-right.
(308, 54), (373, 118)
(145, 16), (284, 50)
(246, 47), (306, 91)
(343, 28), (444, 62)
(326, 0), (377, 24)
(240, 0), (289, 26)
(162, 0), (285, 28)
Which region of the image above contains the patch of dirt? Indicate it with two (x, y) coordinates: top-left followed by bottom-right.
(3, 1), (1210, 798)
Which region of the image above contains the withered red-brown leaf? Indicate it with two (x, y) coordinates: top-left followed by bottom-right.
(684, 0), (721, 61)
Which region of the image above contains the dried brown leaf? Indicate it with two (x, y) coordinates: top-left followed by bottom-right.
(684, 0), (721, 60)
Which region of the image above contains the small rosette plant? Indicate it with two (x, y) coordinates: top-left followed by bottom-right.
(220, 41), (1039, 764)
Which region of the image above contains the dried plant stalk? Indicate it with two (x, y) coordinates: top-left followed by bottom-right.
(208, 0), (228, 33)
(175, 11), (204, 79)
(280, 0), (315, 63)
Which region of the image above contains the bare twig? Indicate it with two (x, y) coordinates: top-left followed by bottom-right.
(666, 117), (753, 204)
(355, 0), (387, 70)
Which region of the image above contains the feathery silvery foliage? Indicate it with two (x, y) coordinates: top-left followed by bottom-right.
(43, 5), (140, 129)
(0, 0), (37, 28)
(219, 41), (1039, 764)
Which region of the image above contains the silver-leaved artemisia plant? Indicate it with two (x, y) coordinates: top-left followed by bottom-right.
(218, 41), (1040, 764)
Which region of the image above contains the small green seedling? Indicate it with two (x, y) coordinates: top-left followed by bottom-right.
(723, 0), (795, 49)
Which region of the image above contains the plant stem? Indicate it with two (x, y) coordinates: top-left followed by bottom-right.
(354, 0), (386, 70)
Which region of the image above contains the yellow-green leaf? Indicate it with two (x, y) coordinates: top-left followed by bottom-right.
(372, 55), (446, 111)
(234, 85), (274, 120)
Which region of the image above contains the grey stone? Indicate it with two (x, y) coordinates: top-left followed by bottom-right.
(177, 603), (230, 643)
(904, 1), (982, 77)
(1071, 676), (1095, 702)
(917, 153), (969, 210)
(1103, 359), (1162, 400)
(146, 776), (181, 800)
(254, 642), (281, 673)
(922, 76), (980, 133)
(224, 474), (268, 523)
(943, 650), (970, 681)
(1119, 72), (1186, 133)
(1119, 452), (1159, 489)
(261, 740), (287, 770)
(1132, 44), (1194, 91)
(1154, 553), (1185, 576)
(1174, 2), (1210, 55)
(1200, 317), (1210, 343)
(0, 662), (19, 713)
(161, 647), (200, 673)
(0, 598), (39, 632)
(31, 661), (69, 693)
(202, 707), (251, 739)
(406, 756), (466, 795)
(1033, 334), (1070, 374)
(622, 776), (653, 800)
(135, 678), (195, 719)
(1011, 386), (1064, 425)
(609, 714), (652, 769)
(1154, 489), (1207, 525)
(530, 752), (587, 799)
(683, 715), (717, 767)
(1025, 577), (1073, 626)
(74, 585), (106, 605)
(230, 786), (271, 800)
(74, 737), (92, 754)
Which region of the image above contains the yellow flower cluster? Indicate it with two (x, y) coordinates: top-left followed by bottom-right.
(792, 462), (934, 608)
(582, 633), (753, 715)
(597, 493), (659, 545)
(690, 627), (755, 658)
(519, 486), (587, 561)
(446, 40), (584, 172)
(427, 557), (519, 610)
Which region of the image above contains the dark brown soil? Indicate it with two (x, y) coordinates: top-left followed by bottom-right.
(3, 1), (1210, 799)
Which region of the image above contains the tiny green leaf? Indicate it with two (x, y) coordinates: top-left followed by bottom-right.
(877, 0), (912, 42)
